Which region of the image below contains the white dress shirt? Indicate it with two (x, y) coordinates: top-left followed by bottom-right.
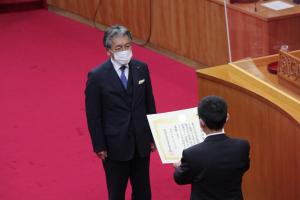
(205, 129), (225, 138)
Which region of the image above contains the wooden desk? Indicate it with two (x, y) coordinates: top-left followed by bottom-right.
(197, 50), (300, 200)
(224, 0), (300, 61)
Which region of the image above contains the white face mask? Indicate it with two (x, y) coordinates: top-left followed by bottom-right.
(113, 49), (132, 65)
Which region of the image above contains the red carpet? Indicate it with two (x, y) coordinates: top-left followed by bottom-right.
(0, 10), (198, 200)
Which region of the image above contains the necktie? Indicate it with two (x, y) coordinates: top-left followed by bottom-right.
(120, 66), (128, 89)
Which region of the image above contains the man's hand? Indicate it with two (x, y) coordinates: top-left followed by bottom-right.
(150, 143), (156, 152)
(96, 151), (107, 160)
(173, 161), (181, 168)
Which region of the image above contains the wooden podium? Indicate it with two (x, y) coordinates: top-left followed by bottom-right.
(197, 50), (300, 200)
(225, 0), (300, 61)
(278, 50), (300, 94)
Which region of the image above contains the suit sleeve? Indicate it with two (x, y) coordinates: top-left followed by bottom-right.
(144, 65), (156, 143)
(244, 140), (250, 172)
(173, 150), (194, 185)
(85, 72), (106, 153)
(144, 65), (156, 115)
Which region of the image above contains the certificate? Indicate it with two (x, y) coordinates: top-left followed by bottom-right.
(147, 108), (206, 164)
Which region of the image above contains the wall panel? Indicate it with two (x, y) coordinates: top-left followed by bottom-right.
(95, 0), (150, 41)
(47, 0), (98, 19)
(149, 0), (229, 66)
(46, 0), (230, 66)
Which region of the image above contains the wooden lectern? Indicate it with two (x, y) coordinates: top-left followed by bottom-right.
(197, 50), (300, 200)
(278, 51), (300, 94)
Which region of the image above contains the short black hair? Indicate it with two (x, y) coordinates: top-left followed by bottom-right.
(198, 96), (227, 130)
(103, 25), (132, 49)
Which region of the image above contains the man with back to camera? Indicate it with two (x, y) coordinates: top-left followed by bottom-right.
(85, 25), (156, 200)
(173, 96), (250, 200)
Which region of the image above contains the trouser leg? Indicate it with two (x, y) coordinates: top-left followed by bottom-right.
(102, 159), (130, 200)
(130, 155), (151, 200)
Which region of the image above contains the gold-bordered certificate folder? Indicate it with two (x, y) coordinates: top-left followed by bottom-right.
(147, 108), (205, 164)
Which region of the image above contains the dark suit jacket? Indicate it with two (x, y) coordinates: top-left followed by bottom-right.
(174, 134), (250, 200)
(85, 59), (156, 161)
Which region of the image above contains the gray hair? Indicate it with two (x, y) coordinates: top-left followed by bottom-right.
(103, 25), (132, 49)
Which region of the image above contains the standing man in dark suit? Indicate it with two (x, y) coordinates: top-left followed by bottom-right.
(173, 96), (250, 200)
(85, 25), (156, 200)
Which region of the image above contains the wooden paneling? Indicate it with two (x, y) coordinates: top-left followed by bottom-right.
(268, 16), (300, 54)
(149, 0), (229, 66)
(227, 1), (300, 61)
(95, 0), (150, 41)
(197, 54), (300, 200)
(46, 0), (300, 66)
(47, 0), (230, 66)
(47, 0), (150, 41)
(228, 8), (269, 60)
(47, 0), (98, 19)
(228, 11), (300, 61)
